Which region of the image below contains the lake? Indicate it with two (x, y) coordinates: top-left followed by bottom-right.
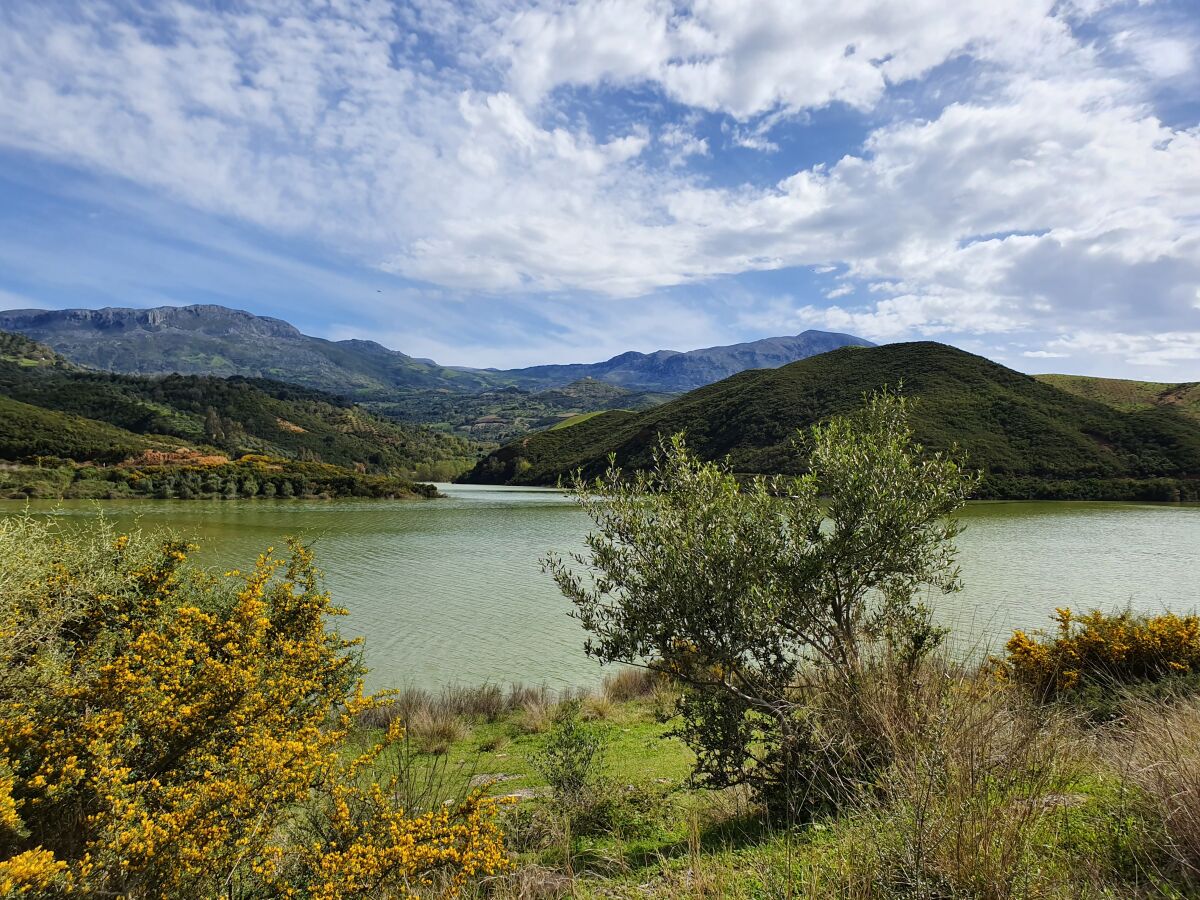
(6, 485), (1200, 691)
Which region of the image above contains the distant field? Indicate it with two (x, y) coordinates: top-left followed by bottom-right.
(549, 410), (612, 430)
(1037, 374), (1200, 422)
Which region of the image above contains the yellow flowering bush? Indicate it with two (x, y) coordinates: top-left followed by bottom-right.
(0, 516), (507, 898)
(1002, 607), (1200, 698)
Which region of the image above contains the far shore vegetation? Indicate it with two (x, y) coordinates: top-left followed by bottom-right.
(4, 392), (1200, 898)
(0, 453), (439, 501)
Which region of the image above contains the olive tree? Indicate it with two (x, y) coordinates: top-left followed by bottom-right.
(542, 391), (977, 812)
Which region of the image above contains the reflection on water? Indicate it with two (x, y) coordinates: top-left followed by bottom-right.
(5, 487), (1199, 690)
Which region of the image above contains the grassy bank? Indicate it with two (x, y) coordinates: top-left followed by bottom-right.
(352, 659), (1200, 899)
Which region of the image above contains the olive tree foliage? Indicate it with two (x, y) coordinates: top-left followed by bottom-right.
(542, 391), (978, 810)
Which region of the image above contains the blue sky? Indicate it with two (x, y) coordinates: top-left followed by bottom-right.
(0, 0), (1198, 377)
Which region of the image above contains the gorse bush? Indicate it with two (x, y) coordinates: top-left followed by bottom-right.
(1003, 607), (1200, 699)
(0, 516), (507, 898)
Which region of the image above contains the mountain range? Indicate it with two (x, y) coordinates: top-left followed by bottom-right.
(461, 342), (1200, 501)
(3, 305), (1198, 502)
(0, 305), (872, 415)
(0, 305), (496, 398)
(478, 330), (874, 392)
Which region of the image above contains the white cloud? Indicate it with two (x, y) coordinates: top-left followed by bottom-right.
(498, 0), (1074, 118)
(0, 0), (1196, 371)
(1046, 331), (1200, 367)
(659, 123), (709, 167)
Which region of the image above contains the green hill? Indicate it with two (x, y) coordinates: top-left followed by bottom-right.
(461, 342), (1200, 501)
(0, 395), (169, 462)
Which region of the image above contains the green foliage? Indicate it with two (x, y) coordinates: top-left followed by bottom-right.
(544, 391), (976, 813)
(0, 516), (508, 898)
(0, 457), (438, 501)
(530, 701), (606, 813)
(0, 344), (481, 478)
(0, 396), (163, 464)
(466, 342), (1200, 500)
(0, 332), (60, 367)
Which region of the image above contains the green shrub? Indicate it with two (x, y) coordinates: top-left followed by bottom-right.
(531, 700), (606, 814)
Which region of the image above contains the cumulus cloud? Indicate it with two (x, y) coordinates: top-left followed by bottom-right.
(0, 0), (1196, 372)
(498, 0), (1074, 117)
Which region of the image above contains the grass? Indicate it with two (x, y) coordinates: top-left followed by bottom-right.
(1037, 374), (1200, 423)
(348, 663), (1200, 899)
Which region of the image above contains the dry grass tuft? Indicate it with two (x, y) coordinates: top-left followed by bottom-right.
(458, 865), (573, 900)
(581, 693), (615, 721)
(602, 666), (660, 702)
(810, 656), (1089, 898)
(515, 695), (555, 735)
(409, 707), (469, 755)
(440, 683), (508, 722)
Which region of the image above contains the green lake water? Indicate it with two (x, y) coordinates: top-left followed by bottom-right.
(6, 485), (1199, 691)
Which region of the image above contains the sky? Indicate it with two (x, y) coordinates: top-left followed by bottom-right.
(0, 0), (1198, 377)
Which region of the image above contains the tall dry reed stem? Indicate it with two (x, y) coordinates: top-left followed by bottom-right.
(813, 656), (1087, 899)
(1120, 694), (1200, 886)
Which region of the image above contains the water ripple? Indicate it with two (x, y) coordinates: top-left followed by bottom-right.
(7, 489), (1198, 691)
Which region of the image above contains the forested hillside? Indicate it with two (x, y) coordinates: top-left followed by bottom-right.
(0, 333), (479, 480)
(0, 331), (477, 499)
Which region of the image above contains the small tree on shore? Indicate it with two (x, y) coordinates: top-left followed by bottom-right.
(543, 391), (977, 812)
